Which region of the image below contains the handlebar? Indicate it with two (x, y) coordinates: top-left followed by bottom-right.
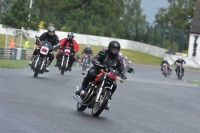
(95, 64), (126, 80)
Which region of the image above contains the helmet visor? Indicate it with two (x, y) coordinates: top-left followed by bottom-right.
(48, 31), (55, 36)
(68, 35), (73, 40)
(111, 47), (119, 54)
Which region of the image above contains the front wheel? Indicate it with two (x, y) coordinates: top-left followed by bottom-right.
(91, 90), (111, 117)
(33, 59), (42, 77)
(61, 61), (66, 75)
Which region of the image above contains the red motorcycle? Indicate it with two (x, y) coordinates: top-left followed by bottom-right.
(73, 64), (125, 117)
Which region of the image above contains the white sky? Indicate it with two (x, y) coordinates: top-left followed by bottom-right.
(141, 0), (169, 23)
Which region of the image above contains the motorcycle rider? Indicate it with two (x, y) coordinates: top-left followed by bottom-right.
(160, 58), (171, 74)
(81, 45), (93, 65)
(174, 56), (186, 75)
(55, 32), (79, 71)
(76, 40), (127, 110)
(29, 26), (59, 70)
(81, 45), (93, 55)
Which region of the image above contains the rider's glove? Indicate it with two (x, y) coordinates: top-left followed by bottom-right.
(119, 73), (127, 79)
(94, 60), (100, 65)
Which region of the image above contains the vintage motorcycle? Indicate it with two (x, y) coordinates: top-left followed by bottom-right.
(176, 63), (185, 79)
(162, 63), (171, 77)
(81, 54), (90, 75)
(57, 47), (72, 75)
(73, 64), (125, 117)
(30, 36), (52, 77)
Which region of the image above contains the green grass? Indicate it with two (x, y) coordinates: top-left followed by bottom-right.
(75, 44), (162, 66)
(187, 80), (200, 87)
(0, 60), (30, 68)
(0, 33), (163, 68)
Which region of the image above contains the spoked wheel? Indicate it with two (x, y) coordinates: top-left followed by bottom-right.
(61, 66), (65, 75)
(77, 102), (87, 112)
(61, 62), (67, 75)
(34, 68), (39, 77)
(33, 60), (41, 78)
(91, 90), (111, 117)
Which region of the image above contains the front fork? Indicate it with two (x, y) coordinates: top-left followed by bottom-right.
(61, 55), (65, 67)
(40, 57), (46, 70)
(34, 56), (39, 69)
(95, 74), (107, 102)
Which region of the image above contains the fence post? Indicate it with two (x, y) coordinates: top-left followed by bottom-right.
(10, 48), (16, 60)
(0, 48), (5, 59)
(153, 24), (157, 45)
(145, 22), (149, 43)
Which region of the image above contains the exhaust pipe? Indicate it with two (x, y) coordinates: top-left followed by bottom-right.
(73, 94), (89, 106)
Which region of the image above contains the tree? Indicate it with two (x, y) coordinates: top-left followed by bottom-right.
(0, 0), (12, 18)
(0, 0), (39, 30)
(155, 0), (197, 50)
(123, 0), (146, 41)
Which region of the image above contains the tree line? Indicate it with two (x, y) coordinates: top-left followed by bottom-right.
(0, 0), (197, 50)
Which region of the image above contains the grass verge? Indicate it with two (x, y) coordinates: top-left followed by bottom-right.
(187, 80), (200, 87)
(0, 60), (30, 68)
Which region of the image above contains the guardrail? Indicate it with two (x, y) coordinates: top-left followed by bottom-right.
(0, 48), (33, 60)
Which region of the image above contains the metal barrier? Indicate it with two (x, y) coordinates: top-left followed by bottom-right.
(0, 48), (33, 60)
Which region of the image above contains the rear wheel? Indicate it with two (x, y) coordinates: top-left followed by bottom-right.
(91, 90), (111, 117)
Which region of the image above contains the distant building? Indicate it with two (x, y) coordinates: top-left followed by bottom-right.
(188, 1), (200, 58)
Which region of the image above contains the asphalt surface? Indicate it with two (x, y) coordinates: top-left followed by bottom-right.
(0, 64), (200, 133)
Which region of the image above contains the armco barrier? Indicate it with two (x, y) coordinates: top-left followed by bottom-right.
(165, 54), (200, 68)
(0, 48), (33, 60)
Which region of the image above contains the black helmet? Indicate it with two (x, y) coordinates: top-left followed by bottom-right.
(68, 32), (74, 41)
(108, 41), (121, 57)
(47, 26), (55, 36)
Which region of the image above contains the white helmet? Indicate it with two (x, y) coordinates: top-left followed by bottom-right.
(178, 56), (182, 60)
(163, 58), (167, 61)
(68, 32), (74, 40)
(86, 45), (90, 48)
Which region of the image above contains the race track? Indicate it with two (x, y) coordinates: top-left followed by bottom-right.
(0, 64), (200, 133)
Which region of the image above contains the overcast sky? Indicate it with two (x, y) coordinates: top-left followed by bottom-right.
(141, 0), (169, 23)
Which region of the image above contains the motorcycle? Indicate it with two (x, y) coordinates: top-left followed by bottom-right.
(162, 63), (171, 77)
(176, 63), (184, 79)
(30, 36), (52, 77)
(73, 64), (125, 117)
(81, 54), (90, 75)
(57, 47), (72, 75)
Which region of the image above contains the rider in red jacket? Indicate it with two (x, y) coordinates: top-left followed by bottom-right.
(55, 32), (79, 71)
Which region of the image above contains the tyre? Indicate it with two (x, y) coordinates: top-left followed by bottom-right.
(61, 62), (66, 75)
(33, 60), (41, 78)
(77, 102), (87, 112)
(34, 69), (39, 77)
(91, 90), (111, 117)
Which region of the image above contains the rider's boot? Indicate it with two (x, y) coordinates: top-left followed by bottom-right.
(29, 55), (36, 66)
(76, 86), (86, 96)
(45, 61), (51, 72)
(105, 101), (110, 110)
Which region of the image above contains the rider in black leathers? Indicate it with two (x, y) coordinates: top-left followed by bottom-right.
(76, 41), (127, 110)
(81, 45), (93, 65)
(76, 41), (127, 94)
(81, 45), (93, 55)
(174, 56), (186, 75)
(29, 26), (59, 70)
